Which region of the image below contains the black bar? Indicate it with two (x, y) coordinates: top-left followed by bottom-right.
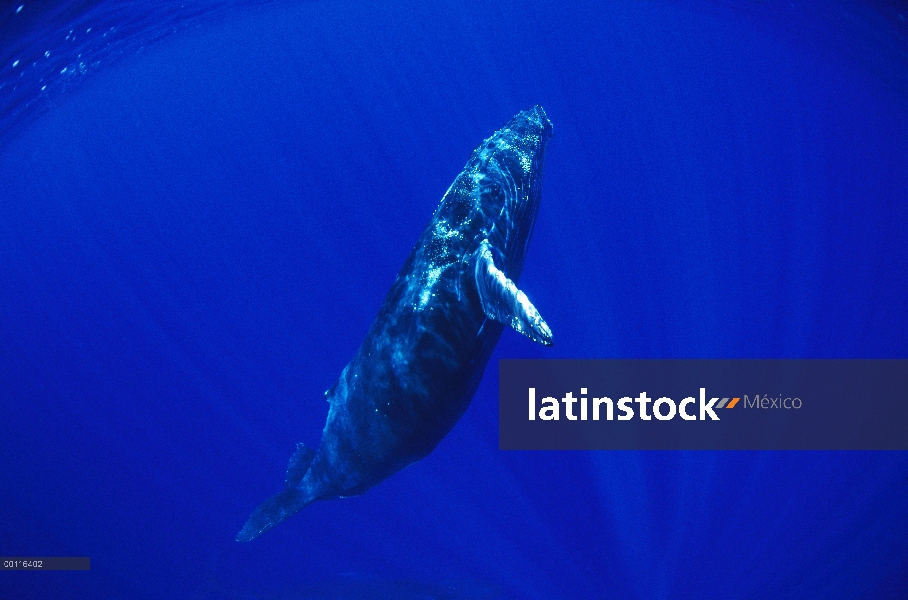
(1, 557), (90, 570)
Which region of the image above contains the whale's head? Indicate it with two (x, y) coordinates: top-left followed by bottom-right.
(473, 105), (553, 281)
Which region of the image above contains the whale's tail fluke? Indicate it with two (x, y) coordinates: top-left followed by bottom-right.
(236, 442), (318, 542)
(236, 487), (315, 542)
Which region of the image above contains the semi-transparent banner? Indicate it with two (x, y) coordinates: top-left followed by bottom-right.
(499, 360), (908, 450)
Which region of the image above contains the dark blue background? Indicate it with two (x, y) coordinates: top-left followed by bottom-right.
(1, 0), (907, 598)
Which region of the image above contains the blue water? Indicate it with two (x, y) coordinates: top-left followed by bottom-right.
(2, 0), (908, 598)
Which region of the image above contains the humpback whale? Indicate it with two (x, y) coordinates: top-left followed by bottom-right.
(237, 106), (554, 542)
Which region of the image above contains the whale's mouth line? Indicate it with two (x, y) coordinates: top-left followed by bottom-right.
(475, 116), (550, 282)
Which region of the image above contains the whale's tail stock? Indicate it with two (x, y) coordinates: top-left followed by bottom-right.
(236, 442), (317, 542)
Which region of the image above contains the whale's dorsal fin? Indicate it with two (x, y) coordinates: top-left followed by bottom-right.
(473, 239), (553, 346)
(285, 442), (316, 488)
(324, 380), (338, 401)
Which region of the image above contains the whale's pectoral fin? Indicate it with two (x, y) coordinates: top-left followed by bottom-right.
(285, 442), (316, 488)
(473, 240), (553, 346)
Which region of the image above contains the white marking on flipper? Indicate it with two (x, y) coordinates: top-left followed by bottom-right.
(473, 239), (552, 346)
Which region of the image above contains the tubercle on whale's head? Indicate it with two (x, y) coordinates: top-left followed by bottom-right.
(506, 105), (554, 143)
